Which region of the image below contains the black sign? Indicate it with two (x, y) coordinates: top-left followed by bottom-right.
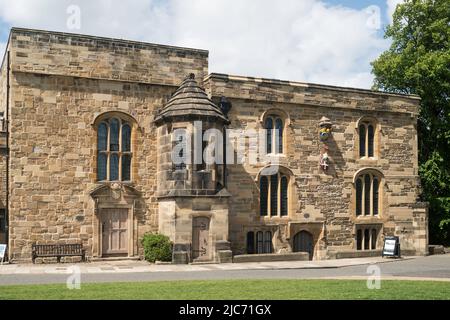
(382, 236), (401, 258)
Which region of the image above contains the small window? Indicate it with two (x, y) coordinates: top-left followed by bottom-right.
(356, 227), (379, 250)
(356, 229), (362, 250)
(173, 129), (187, 171)
(264, 115), (284, 154)
(247, 232), (255, 254)
(249, 230), (273, 254)
(264, 231), (273, 254)
(0, 209), (6, 233)
(371, 229), (377, 250)
(358, 120), (377, 158)
(256, 231), (264, 254)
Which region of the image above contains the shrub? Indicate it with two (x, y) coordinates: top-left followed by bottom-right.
(141, 233), (173, 263)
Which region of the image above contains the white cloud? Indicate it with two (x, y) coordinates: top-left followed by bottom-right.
(0, 0), (391, 89)
(386, 0), (404, 22)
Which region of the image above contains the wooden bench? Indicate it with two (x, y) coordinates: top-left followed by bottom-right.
(32, 243), (85, 263)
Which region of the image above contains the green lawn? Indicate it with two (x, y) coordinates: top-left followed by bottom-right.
(0, 279), (449, 300)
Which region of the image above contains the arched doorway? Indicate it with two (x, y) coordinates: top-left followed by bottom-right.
(293, 231), (314, 260)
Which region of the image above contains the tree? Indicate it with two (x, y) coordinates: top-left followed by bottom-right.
(371, 0), (450, 245)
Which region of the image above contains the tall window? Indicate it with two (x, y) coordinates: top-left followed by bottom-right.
(356, 226), (379, 250)
(264, 115), (284, 154)
(355, 172), (381, 216)
(359, 120), (376, 158)
(259, 173), (289, 217)
(97, 117), (132, 181)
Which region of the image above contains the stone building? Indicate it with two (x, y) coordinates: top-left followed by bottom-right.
(0, 28), (428, 263)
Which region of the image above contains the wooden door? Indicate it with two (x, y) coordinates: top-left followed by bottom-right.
(293, 230), (314, 260)
(192, 217), (210, 261)
(102, 209), (128, 256)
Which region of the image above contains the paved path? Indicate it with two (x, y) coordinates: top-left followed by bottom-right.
(0, 254), (449, 285)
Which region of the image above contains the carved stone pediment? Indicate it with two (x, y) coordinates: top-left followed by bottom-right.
(90, 183), (141, 200)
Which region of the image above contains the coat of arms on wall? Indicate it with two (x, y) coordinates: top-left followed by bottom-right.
(318, 117), (332, 171)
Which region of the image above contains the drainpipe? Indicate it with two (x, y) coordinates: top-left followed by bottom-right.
(5, 50), (10, 261)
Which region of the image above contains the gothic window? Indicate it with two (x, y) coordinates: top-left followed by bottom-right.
(97, 117), (132, 181)
(259, 172), (289, 217)
(356, 226), (379, 250)
(264, 115), (284, 154)
(358, 119), (377, 158)
(355, 171), (382, 216)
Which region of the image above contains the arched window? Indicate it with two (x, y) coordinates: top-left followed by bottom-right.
(358, 119), (377, 158)
(97, 117), (133, 181)
(264, 115), (284, 154)
(259, 172), (289, 217)
(355, 171), (382, 216)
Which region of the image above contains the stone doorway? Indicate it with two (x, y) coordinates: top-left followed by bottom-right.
(293, 230), (314, 260)
(192, 216), (211, 261)
(101, 209), (128, 256)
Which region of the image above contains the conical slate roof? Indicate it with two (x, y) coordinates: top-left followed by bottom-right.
(154, 73), (228, 124)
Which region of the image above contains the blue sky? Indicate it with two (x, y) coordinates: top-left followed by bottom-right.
(0, 0), (403, 89)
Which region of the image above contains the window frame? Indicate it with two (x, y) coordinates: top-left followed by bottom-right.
(97, 117), (133, 182)
(264, 114), (285, 155)
(356, 226), (379, 251)
(248, 230), (273, 254)
(355, 172), (382, 217)
(259, 172), (290, 217)
(358, 119), (378, 159)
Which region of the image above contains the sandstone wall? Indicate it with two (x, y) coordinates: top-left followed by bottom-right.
(10, 28), (209, 87)
(205, 74), (424, 256)
(6, 28), (209, 260)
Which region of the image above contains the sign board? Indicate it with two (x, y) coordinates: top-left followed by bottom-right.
(0, 244), (6, 264)
(382, 236), (400, 258)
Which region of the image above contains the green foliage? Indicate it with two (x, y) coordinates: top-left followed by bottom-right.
(371, 0), (450, 244)
(141, 233), (172, 263)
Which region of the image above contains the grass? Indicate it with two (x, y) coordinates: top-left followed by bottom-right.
(0, 279), (449, 300)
